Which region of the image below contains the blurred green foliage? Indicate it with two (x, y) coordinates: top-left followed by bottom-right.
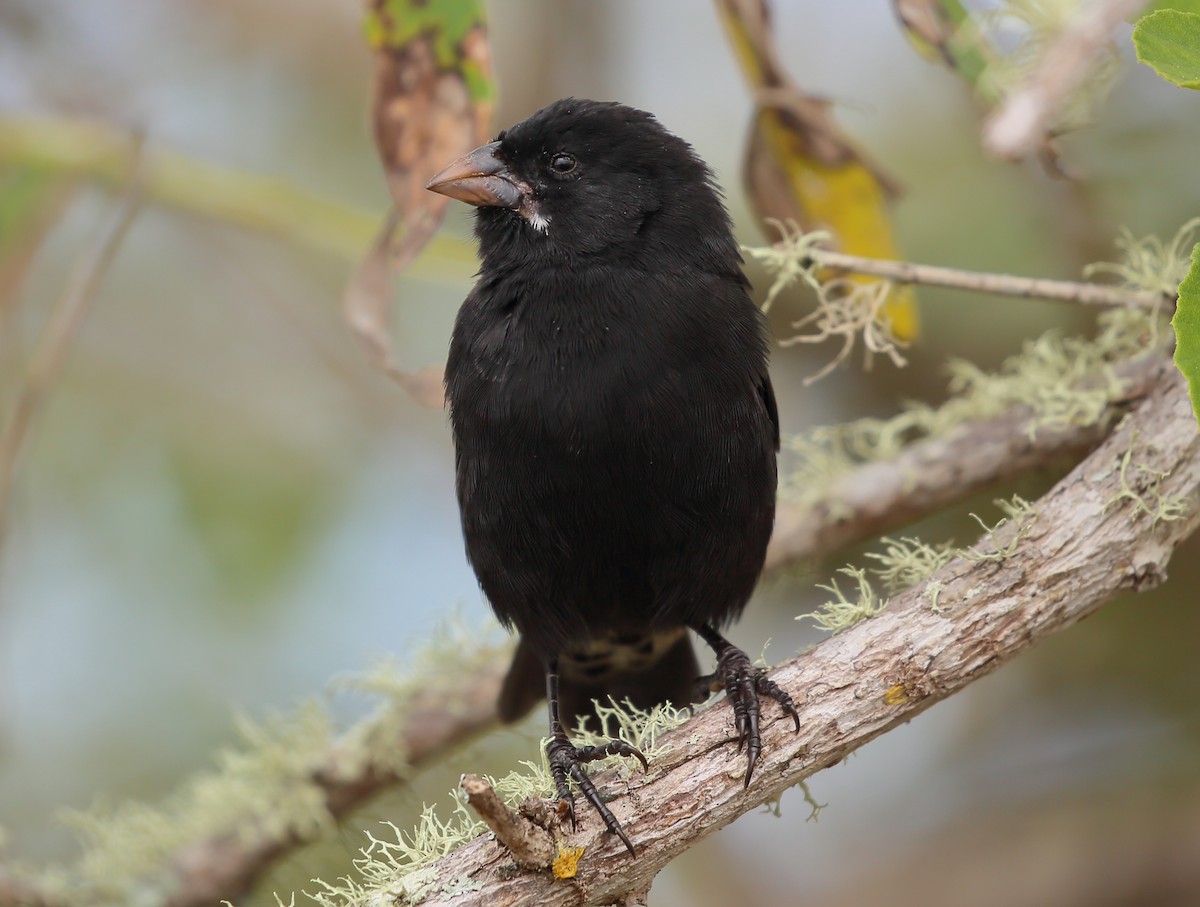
(168, 443), (340, 608)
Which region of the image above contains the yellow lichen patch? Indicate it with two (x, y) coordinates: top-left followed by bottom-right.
(552, 845), (586, 880)
(884, 684), (910, 706)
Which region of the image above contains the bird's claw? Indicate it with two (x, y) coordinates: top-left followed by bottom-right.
(706, 646), (800, 787)
(545, 733), (646, 855)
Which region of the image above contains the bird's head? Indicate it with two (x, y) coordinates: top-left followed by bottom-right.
(426, 98), (738, 270)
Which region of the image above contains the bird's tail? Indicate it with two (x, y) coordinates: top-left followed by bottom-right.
(497, 633), (701, 729)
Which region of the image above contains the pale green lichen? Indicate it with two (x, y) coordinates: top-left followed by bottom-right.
(782, 279), (908, 384)
(745, 220), (907, 382)
(807, 536), (956, 623)
(62, 699), (333, 906)
(1087, 217), (1200, 350)
(27, 616), (511, 907)
(997, 494), (1036, 521)
(760, 781), (825, 822)
(305, 801), (485, 907)
(799, 566), (886, 633)
(439, 874), (484, 897)
(575, 699), (690, 768)
(742, 221), (830, 312)
(942, 332), (1124, 439)
(775, 218), (1188, 514)
(1106, 443), (1188, 526)
(334, 617), (511, 777)
(960, 495), (1038, 563)
(865, 536), (957, 594)
(1085, 217), (1200, 301)
(798, 780), (826, 822)
(301, 699), (690, 907)
(925, 579), (947, 613)
(776, 212), (1191, 513)
(783, 303), (1163, 511)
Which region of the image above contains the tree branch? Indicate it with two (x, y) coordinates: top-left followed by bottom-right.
(808, 248), (1163, 309)
(160, 661), (508, 907)
(767, 351), (1164, 569)
(0, 141), (145, 537)
(982, 0), (1149, 161)
(380, 367), (1200, 906)
(0, 354), (1168, 907)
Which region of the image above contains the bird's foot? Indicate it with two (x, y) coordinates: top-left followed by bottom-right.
(545, 733), (648, 855)
(699, 645), (800, 787)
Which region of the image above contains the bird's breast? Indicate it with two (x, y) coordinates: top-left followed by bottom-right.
(452, 288), (664, 439)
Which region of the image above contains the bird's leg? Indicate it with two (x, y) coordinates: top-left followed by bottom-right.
(544, 658), (647, 856)
(691, 624), (800, 787)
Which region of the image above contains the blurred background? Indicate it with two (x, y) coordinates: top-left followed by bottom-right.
(2, 1), (1199, 905)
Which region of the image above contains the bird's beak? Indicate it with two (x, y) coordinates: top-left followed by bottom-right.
(425, 141), (525, 209)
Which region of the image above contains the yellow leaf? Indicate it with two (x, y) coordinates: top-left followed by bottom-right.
(719, 0), (919, 341)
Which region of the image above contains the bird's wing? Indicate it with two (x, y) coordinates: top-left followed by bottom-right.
(759, 369), (780, 451)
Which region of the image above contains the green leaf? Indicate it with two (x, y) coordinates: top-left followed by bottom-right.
(1141, 1), (1200, 16)
(365, 0), (495, 104)
(1133, 10), (1200, 89)
(1172, 242), (1200, 421)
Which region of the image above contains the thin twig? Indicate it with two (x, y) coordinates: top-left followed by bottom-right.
(0, 138), (146, 539)
(0, 178), (80, 328)
(809, 247), (1164, 309)
(983, 0), (1150, 160)
(460, 774), (555, 869)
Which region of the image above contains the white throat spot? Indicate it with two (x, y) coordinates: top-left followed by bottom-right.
(527, 210), (551, 234)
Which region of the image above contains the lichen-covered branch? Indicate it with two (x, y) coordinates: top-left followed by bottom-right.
(0, 650), (510, 907)
(1, 209), (1177, 907)
(352, 366), (1199, 907)
(158, 660), (508, 907)
(982, 0), (1149, 160)
(0, 344), (1169, 907)
(767, 351), (1165, 569)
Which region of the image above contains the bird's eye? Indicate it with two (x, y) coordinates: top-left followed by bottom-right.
(550, 153), (576, 174)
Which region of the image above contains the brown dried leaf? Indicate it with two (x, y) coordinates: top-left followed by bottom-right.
(345, 0), (494, 405)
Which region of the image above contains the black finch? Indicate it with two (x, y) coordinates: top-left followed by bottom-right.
(427, 98), (798, 855)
